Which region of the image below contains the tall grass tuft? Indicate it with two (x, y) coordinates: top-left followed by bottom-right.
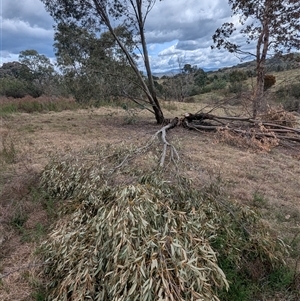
(0, 131), (17, 164)
(0, 96), (79, 116)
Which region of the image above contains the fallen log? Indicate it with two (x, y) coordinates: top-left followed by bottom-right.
(181, 111), (300, 149)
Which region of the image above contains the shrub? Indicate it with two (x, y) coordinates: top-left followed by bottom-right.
(264, 74), (276, 90)
(228, 82), (244, 94)
(40, 146), (289, 301)
(0, 77), (28, 98)
(0, 77), (42, 98)
(283, 99), (300, 112)
(290, 83), (300, 99)
(200, 86), (212, 94)
(229, 70), (248, 83)
(211, 79), (227, 91)
(276, 83), (300, 100)
(189, 86), (201, 96)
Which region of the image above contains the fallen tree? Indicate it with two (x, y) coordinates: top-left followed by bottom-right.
(140, 107), (299, 166)
(182, 110), (300, 145)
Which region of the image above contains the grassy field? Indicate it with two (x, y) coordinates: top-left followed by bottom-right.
(0, 83), (300, 300)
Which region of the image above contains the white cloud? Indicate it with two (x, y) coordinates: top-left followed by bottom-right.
(145, 0), (231, 43)
(2, 0), (53, 28)
(1, 18), (52, 38)
(0, 0), (256, 72)
(138, 0), (245, 71)
(0, 0), (55, 65)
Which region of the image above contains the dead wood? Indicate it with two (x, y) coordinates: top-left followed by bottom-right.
(155, 117), (179, 166)
(117, 110), (298, 168)
(182, 111), (300, 149)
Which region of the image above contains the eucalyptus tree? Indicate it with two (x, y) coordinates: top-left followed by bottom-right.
(54, 24), (102, 101)
(212, 0), (300, 118)
(19, 49), (56, 93)
(54, 23), (139, 102)
(41, 0), (165, 123)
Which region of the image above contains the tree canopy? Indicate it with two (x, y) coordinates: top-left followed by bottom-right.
(41, 0), (165, 123)
(19, 49), (56, 94)
(212, 0), (300, 117)
(54, 23), (140, 102)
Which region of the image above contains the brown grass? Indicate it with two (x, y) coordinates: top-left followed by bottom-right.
(0, 100), (300, 300)
(0, 95), (79, 115)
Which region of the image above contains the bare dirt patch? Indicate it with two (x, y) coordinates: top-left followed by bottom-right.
(1, 104), (300, 300)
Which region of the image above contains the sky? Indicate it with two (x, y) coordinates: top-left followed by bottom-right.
(0, 0), (249, 73)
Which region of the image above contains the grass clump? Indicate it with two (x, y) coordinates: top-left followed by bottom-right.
(38, 145), (293, 301)
(0, 96), (79, 116)
(0, 131), (17, 164)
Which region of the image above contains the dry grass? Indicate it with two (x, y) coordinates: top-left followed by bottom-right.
(0, 95), (79, 116)
(0, 100), (300, 300)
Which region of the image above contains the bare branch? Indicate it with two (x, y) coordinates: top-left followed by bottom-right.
(122, 90), (155, 114)
(182, 110), (300, 149)
(152, 118), (180, 166)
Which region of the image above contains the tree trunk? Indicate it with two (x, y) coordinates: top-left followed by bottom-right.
(136, 1), (164, 124)
(253, 63), (265, 118)
(93, 0), (164, 124)
(253, 9), (270, 118)
(152, 99), (164, 124)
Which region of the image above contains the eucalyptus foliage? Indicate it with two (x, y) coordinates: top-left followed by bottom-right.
(41, 0), (165, 123)
(40, 146), (289, 301)
(213, 0), (300, 117)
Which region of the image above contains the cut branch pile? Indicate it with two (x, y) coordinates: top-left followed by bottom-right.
(182, 111), (300, 149)
(137, 109), (299, 167)
(40, 154), (289, 301)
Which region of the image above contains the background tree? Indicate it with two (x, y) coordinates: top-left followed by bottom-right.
(159, 65), (208, 101)
(41, 0), (165, 123)
(0, 62), (37, 98)
(172, 62), (194, 101)
(0, 61), (32, 80)
(54, 23), (140, 103)
(0, 53), (56, 98)
(228, 69), (248, 95)
(212, 0), (300, 118)
(194, 68), (208, 90)
(182, 63), (197, 75)
(263, 74), (276, 91)
(19, 49), (56, 95)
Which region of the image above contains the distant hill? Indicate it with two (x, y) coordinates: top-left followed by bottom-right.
(216, 52), (300, 74)
(153, 53), (299, 78)
(153, 67), (218, 78)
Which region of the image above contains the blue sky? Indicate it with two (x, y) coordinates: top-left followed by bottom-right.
(0, 0), (246, 73)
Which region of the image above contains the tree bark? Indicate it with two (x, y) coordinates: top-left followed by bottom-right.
(134, 0), (164, 124)
(253, 5), (270, 118)
(253, 63), (265, 118)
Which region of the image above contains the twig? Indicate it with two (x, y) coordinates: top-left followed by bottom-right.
(152, 118), (180, 167)
(122, 90), (155, 114)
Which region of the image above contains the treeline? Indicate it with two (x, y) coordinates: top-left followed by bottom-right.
(0, 51), (58, 99)
(153, 66), (278, 102)
(153, 55), (300, 106)
(0, 26), (148, 105)
(1, 46), (299, 110)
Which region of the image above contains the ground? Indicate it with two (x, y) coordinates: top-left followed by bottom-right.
(0, 102), (299, 300)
